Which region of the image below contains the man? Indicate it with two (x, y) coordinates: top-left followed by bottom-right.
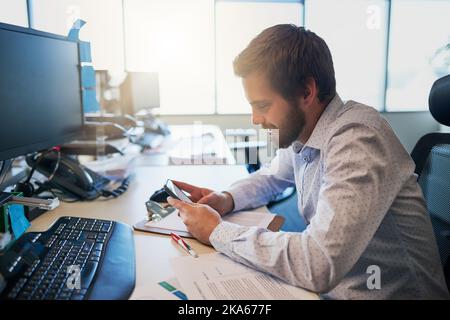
(167, 25), (449, 299)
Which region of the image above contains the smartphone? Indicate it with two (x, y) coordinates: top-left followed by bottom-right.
(164, 179), (193, 203)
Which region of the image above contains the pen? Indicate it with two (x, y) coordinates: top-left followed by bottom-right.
(170, 232), (198, 258)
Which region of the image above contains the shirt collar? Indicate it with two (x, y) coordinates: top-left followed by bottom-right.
(292, 94), (344, 153)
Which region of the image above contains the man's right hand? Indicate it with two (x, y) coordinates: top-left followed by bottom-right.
(172, 180), (235, 216)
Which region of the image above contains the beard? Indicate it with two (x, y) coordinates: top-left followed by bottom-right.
(273, 101), (306, 148)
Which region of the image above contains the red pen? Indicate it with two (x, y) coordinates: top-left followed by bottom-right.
(170, 232), (198, 258)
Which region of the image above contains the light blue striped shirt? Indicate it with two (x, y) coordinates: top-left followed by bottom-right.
(209, 94), (450, 299)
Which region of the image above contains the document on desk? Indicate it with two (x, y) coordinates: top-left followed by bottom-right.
(171, 252), (317, 300)
(145, 210), (276, 234)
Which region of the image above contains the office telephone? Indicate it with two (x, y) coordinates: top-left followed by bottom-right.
(25, 152), (111, 200)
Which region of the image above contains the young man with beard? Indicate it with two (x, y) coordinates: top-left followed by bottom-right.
(167, 25), (449, 299)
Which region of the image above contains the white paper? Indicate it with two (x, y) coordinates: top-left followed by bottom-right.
(145, 208), (187, 231)
(224, 211), (274, 229)
(170, 252), (318, 300)
(145, 209), (276, 234)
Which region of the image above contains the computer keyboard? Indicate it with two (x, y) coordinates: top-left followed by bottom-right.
(0, 216), (135, 300)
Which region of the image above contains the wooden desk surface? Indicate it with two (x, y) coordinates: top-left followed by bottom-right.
(26, 165), (318, 300)
(26, 165), (248, 298)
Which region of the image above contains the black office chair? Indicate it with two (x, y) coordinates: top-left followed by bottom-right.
(410, 74), (450, 291)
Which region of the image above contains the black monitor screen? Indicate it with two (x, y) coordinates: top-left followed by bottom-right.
(0, 23), (83, 161)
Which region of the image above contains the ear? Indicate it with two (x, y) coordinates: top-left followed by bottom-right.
(301, 77), (318, 107)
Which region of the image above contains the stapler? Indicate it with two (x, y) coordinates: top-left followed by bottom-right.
(149, 187), (170, 203)
(145, 200), (176, 222)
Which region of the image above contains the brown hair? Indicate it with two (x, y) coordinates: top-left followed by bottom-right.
(233, 24), (336, 103)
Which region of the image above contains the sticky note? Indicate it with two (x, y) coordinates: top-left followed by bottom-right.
(82, 89), (100, 113)
(79, 41), (92, 63)
(67, 19), (86, 41)
(81, 66), (96, 88)
(158, 281), (177, 292)
(8, 204), (30, 239)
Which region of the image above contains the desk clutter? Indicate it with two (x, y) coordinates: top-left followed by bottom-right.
(0, 192), (60, 251)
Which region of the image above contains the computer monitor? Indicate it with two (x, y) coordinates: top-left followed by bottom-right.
(0, 23), (84, 161)
(119, 72), (160, 115)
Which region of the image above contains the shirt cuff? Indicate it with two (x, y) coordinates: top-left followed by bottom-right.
(225, 186), (250, 212)
(209, 221), (247, 255)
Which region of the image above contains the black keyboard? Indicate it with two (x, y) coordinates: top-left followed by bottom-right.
(0, 217), (135, 300)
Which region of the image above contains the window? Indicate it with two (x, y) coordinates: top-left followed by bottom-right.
(305, 0), (389, 110)
(31, 0), (125, 71)
(12, 0), (447, 114)
(386, 0), (450, 111)
(123, 0), (215, 115)
(0, 0), (28, 27)
(215, 0), (304, 114)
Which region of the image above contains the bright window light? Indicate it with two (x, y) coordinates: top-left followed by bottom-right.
(215, 1), (303, 114)
(386, 0), (450, 111)
(124, 0), (215, 115)
(305, 0), (389, 110)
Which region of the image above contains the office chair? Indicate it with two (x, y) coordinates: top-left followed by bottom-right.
(226, 129), (304, 231)
(410, 74), (450, 291)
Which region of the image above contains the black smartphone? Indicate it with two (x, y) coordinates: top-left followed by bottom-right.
(164, 179), (193, 203)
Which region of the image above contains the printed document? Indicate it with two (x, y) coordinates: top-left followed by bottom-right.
(171, 252), (318, 300)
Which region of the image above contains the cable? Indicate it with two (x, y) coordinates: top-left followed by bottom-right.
(16, 147), (61, 197)
(25, 147), (60, 184)
(100, 176), (131, 198)
(46, 149), (61, 181)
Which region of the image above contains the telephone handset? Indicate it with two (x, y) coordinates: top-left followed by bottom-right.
(26, 153), (110, 200)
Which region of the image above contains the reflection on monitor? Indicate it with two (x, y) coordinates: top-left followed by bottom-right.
(0, 23), (83, 161)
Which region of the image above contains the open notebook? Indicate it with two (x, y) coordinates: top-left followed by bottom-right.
(133, 208), (285, 237)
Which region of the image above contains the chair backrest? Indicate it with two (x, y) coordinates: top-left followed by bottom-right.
(411, 74), (450, 290)
(417, 144), (450, 267)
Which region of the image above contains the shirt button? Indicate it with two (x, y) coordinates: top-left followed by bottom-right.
(293, 142), (302, 153)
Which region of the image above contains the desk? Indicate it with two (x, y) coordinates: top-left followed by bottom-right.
(26, 165), (243, 298)
(26, 124), (318, 300)
(26, 165), (318, 300)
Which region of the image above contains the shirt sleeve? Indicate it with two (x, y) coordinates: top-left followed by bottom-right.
(210, 123), (412, 293)
(225, 147), (296, 212)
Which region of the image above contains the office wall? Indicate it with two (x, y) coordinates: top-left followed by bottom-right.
(381, 112), (440, 152)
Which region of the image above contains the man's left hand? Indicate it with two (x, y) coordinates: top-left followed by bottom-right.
(167, 196), (222, 245)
